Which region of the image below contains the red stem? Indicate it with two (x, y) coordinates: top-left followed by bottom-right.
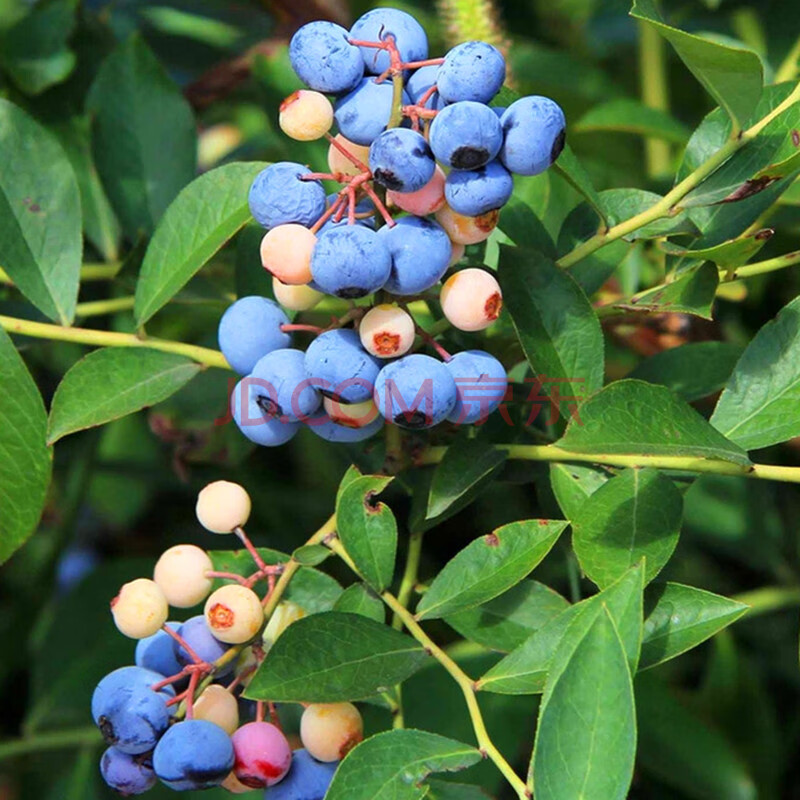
(325, 132), (369, 173)
(415, 324), (452, 361)
(280, 323), (325, 334)
(162, 625), (206, 666)
(311, 194), (347, 234)
(152, 670), (190, 692)
(185, 672), (199, 719)
(362, 182), (396, 227)
(235, 526), (268, 571)
(268, 702), (284, 733)
(256, 701), (266, 723)
(205, 570), (249, 586)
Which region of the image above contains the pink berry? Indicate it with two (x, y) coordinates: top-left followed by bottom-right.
(260, 224), (316, 285)
(231, 722), (292, 788)
(387, 166), (446, 215)
(440, 268), (503, 331)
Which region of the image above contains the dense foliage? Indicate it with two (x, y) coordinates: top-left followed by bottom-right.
(2, 0), (800, 798)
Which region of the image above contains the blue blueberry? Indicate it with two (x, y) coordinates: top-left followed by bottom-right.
(445, 160), (513, 216)
(268, 749), (338, 800)
(100, 747), (156, 795)
(55, 546), (98, 594)
(231, 378), (302, 447)
(349, 8), (428, 74)
(491, 106), (506, 118)
(374, 354), (457, 429)
(378, 217), (452, 295)
(304, 329), (381, 404)
(249, 163), (326, 229)
(305, 410), (384, 443)
(437, 41), (506, 104)
(250, 348), (321, 422)
(153, 719), (234, 791)
(334, 78), (410, 146)
(499, 96), (566, 176)
(92, 668), (174, 724)
(444, 350), (508, 424)
(135, 623), (182, 680)
(310, 226), (391, 298)
(289, 21), (364, 94)
(429, 101), (503, 170)
(406, 65), (446, 110)
(369, 128), (435, 193)
(218, 296), (290, 376)
(173, 616), (233, 674)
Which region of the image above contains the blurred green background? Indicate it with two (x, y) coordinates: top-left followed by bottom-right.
(2, 0), (800, 797)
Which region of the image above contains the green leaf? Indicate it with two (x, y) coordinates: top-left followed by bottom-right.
(497, 196), (557, 258)
(551, 143), (607, 224)
(549, 462), (613, 519)
(630, 0), (762, 131)
(557, 379), (751, 466)
(324, 729), (481, 800)
(333, 583), (385, 624)
(627, 262), (719, 320)
(478, 564), (644, 694)
(426, 436), (506, 520)
(134, 161), (266, 324)
(336, 474), (397, 593)
(640, 583), (749, 670)
(629, 342), (744, 403)
(87, 35), (197, 239)
(499, 247), (604, 411)
(47, 349), (200, 444)
(659, 230), (771, 269)
(246, 612), (428, 702)
(427, 779), (493, 800)
(0, 0), (76, 94)
(416, 519), (567, 620)
(572, 468), (683, 589)
(574, 98), (691, 143)
(711, 296), (800, 450)
(445, 579), (569, 652)
(0, 99), (82, 324)
(292, 544), (331, 567)
(0, 327), (51, 564)
(636, 673), (757, 800)
(531, 606), (636, 800)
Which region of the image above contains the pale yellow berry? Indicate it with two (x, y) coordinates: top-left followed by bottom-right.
(279, 90), (334, 141)
(435, 203), (499, 245)
(205, 585), (264, 644)
(359, 304), (415, 359)
(153, 544), (213, 608)
(440, 268), (503, 331)
(323, 397), (379, 429)
(327, 134), (370, 177)
(449, 241), (466, 266)
(300, 702), (364, 762)
(272, 277), (323, 311)
(260, 224), (316, 285)
(196, 481), (251, 534)
(222, 771), (252, 794)
(111, 578), (168, 639)
(262, 601), (306, 653)
(194, 685), (240, 735)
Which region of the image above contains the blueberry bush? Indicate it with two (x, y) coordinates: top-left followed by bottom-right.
(2, 0), (800, 797)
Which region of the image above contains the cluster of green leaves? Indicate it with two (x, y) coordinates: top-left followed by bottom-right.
(2, 0), (800, 798)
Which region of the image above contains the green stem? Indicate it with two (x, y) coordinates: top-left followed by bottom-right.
(418, 444), (800, 485)
(0, 263), (121, 286)
(733, 586), (800, 617)
(387, 72), (406, 129)
(75, 296), (136, 318)
(776, 35), (800, 83)
(326, 536), (529, 799)
(723, 250), (800, 281)
(557, 80), (800, 269)
(638, 21), (672, 178)
(0, 727), (101, 760)
(0, 314), (230, 370)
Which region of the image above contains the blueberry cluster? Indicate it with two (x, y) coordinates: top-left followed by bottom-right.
(92, 481), (364, 798)
(222, 7), (566, 447)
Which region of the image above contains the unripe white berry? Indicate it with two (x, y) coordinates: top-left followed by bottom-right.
(193, 685), (240, 735)
(279, 90), (333, 141)
(153, 545), (213, 608)
(272, 277), (323, 311)
(260, 224), (316, 285)
(111, 578), (168, 639)
(262, 601), (306, 651)
(300, 702), (364, 762)
(440, 268), (503, 331)
(359, 304), (415, 358)
(322, 397), (379, 429)
(205, 584), (264, 644)
(435, 203), (499, 245)
(196, 481), (251, 534)
(327, 134), (370, 177)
